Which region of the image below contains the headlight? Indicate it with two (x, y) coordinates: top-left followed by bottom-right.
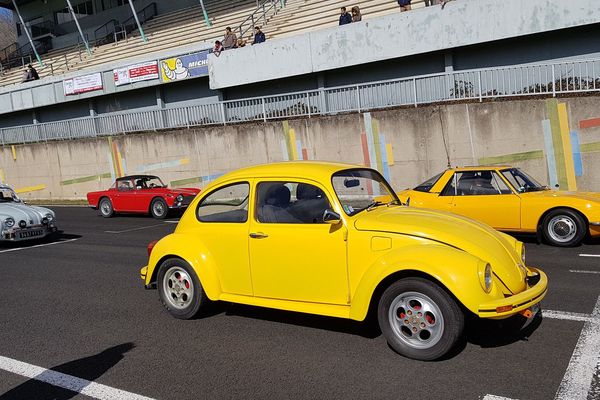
(45, 213), (54, 222)
(478, 262), (493, 293)
(176, 195), (184, 202)
(4, 217), (15, 228)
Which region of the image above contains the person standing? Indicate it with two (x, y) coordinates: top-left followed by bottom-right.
(397, 0), (412, 12)
(222, 27), (237, 50)
(252, 26), (266, 44)
(339, 7), (352, 25)
(351, 6), (362, 22)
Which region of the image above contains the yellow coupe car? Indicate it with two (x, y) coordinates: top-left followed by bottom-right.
(398, 166), (600, 247)
(140, 162), (547, 361)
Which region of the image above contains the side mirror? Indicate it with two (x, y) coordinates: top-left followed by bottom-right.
(323, 209), (341, 224)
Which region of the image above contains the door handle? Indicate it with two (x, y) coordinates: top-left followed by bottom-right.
(249, 232), (269, 239)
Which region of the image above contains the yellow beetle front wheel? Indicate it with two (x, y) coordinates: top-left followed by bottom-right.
(378, 278), (464, 361)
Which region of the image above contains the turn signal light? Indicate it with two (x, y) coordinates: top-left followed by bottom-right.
(496, 305), (514, 313)
(147, 240), (158, 256)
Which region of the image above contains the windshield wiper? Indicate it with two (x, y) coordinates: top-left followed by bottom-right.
(365, 201), (384, 212)
(386, 199), (402, 207)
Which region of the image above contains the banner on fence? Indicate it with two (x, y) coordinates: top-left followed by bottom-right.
(160, 50), (209, 83)
(113, 61), (159, 86)
(63, 73), (103, 96)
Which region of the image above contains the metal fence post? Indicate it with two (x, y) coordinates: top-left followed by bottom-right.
(551, 64), (556, 97)
(306, 93), (311, 118)
(120, 114), (125, 133)
(220, 102), (227, 125)
(185, 107), (191, 129)
(478, 71), (483, 102)
(356, 85), (361, 112)
(261, 98), (267, 122)
(413, 78), (418, 107)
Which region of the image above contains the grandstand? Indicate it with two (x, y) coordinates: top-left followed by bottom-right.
(0, 0), (421, 87)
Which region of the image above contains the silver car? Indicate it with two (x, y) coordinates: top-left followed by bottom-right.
(0, 184), (58, 242)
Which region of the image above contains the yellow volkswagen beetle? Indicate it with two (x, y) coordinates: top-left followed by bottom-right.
(140, 162), (547, 361)
(398, 166), (600, 247)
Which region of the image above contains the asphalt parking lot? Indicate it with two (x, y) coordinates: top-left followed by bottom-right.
(0, 207), (599, 400)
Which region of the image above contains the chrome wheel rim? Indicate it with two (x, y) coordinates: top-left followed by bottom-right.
(162, 267), (194, 310)
(153, 201), (165, 217)
(548, 215), (577, 243)
(100, 201), (111, 215)
(388, 291), (444, 350)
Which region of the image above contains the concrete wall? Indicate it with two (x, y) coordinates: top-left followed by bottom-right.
(1, 95), (599, 201)
(209, 0), (600, 89)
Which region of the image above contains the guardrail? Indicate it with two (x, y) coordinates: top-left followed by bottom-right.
(237, 0), (286, 40)
(1, 57), (599, 145)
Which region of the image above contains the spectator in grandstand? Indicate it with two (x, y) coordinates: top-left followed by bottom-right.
(397, 0), (412, 11)
(351, 6), (362, 22)
(212, 40), (224, 56)
(252, 27), (266, 45)
(223, 27), (237, 50)
(339, 7), (352, 25)
(236, 38), (246, 48)
(28, 65), (39, 80)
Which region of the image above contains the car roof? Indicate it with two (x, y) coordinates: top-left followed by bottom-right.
(117, 175), (160, 181)
(447, 165), (514, 172)
(212, 161), (365, 184)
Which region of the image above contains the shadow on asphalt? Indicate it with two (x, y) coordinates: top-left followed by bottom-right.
(465, 312), (543, 348)
(223, 302), (382, 339)
(0, 232), (82, 249)
(0, 343), (135, 400)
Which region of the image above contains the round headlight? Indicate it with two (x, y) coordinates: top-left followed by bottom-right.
(478, 262), (493, 293)
(4, 217), (15, 228)
(45, 213), (54, 222)
(42, 217), (49, 225)
(176, 194), (184, 202)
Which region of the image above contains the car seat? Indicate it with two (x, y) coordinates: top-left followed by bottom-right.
(258, 184), (300, 223)
(289, 183), (329, 223)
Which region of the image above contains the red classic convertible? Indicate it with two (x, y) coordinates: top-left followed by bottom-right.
(87, 175), (200, 219)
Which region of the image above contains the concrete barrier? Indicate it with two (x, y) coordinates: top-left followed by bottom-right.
(1, 95), (599, 201)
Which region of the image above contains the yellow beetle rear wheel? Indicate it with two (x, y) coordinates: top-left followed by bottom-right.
(157, 258), (211, 319)
(378, 278), (464, 361)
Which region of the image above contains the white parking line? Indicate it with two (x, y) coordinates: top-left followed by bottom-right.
(543, 310), (598, 324)
(579, 254), (600, 258)
(554, 296), (600, 400)
(482, 396), (517, 400)
(104, 224), (167, 234)
(569, 270), (600, 275)
(0, 239), (78, 254)
(0, 355), (155, 400)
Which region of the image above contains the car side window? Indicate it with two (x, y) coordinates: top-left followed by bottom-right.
(117, 180), (133, 191)
(450, 171), (512, 196)
(440, 174), (457, 196)
(256, 181), (332, 224)
(197, 182), (249, 223)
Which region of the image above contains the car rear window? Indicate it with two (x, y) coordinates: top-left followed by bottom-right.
(414, 173), (443, 193)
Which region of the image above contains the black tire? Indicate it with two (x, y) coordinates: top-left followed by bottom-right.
(150, 198), (169, 219)
(157, 258), (210, 319)
(378, 278), (464, 361)
(99, 198), (114, 218)
(541, 208), (586, 247)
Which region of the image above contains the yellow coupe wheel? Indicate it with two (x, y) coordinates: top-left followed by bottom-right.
(542, 208), (586, 247)
(378, 278), (464, 361)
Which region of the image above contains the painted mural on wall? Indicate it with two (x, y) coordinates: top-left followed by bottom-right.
(478, 99), (600, 191)
(362, 113), (394, 182)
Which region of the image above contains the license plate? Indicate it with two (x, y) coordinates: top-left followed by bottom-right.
(18, 229), (44, 239)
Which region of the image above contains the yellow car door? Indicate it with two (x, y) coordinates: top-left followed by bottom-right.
(449, 171), (521, 230)
(195, 181), (254, 296)
(248, 180), (349, 305)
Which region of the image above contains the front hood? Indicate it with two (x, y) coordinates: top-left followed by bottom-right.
(354, 207), (526, 293)
(522, 190), (600, 203)
(0, 203), (54, 227)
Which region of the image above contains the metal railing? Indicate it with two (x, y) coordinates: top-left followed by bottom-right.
(1, 57), (599, 145)
(117, 3), (157, 42)
(94, 19), (120, 46)
(237, 0), (285, 40)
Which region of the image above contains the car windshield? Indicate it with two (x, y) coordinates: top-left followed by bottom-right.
(135, 177), (166, 189)
(0, 188), (20, 203)
(501, 169), (547, 193)
(332, 169), (400, 216)
(414, 173), (443, 193)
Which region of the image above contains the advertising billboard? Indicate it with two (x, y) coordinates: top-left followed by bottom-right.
(160, 50), (209, 83)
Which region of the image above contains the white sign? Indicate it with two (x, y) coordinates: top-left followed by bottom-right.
(113, 61), (159, 86)
(63, 72), (103, 96)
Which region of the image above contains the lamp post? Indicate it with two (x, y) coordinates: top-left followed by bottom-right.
(65, 0), (92, 56)
(127, 0), (148, 43)
(11, 0), (44, 66)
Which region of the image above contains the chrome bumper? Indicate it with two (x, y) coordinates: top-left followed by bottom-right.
(1, 226), (57, 242)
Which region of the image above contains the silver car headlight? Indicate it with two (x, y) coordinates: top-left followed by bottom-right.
(478, 262), (493, 293)
(45, 213), (54, 222)
(176, 194), (184, 203)
(4, 217), (15, 228)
